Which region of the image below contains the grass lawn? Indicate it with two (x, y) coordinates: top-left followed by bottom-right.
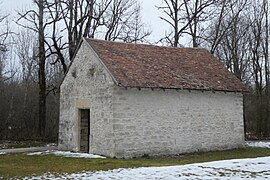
(1, 147), (270, 178)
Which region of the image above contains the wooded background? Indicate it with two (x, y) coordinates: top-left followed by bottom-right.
(0, 0), (269, 142)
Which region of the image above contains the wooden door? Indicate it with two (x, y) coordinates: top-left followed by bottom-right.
(80, 109), (90, 153)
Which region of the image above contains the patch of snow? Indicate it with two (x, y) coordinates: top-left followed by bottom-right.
(246, 141), (270, 148)
(0, 152), (6, 155)
(51, 151), (106, 158)
(27, 152), (44, 155)
(23, 156), (270, 179)
(27, 150), (106, 159)
(46, 143), (57, 147)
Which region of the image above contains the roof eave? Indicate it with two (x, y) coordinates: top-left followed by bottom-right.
(114, 84), (247, 93)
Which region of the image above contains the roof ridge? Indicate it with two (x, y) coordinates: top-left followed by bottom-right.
(85, 37), (208, 51)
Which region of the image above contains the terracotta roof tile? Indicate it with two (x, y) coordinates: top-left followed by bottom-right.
(85, 38), (247, 92)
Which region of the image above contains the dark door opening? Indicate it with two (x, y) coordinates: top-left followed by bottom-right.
(80, 109), (90, 153)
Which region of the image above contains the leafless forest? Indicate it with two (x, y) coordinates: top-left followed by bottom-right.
(0, 0), (269, 141)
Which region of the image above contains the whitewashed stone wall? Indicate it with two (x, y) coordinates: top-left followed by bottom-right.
(112, 87), (244, 158)
(59, 39), (244, 158)
(58, 40), (115, 157)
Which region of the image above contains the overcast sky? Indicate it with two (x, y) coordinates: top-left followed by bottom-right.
(1, 0), (169, 42)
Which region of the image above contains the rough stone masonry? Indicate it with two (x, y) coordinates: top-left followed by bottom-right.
(58, 38), (245, 158)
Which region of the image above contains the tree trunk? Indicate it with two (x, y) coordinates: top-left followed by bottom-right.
(38, 0), (46, 138)
(263, 0), (269, 137)
(173, 0), (179, 47)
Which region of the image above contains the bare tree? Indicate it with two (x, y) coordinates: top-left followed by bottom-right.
(209, 0), (270, 139)
(262, 0), (269, 134)
(200, 0), (257, 84)
(204, 0), (249, 54)
(0, 28), (60, 140)
(15, 29), (39, 136)
(219, 19), (250, 82)
(15, 0), (150, 139)
(124, 3), (152, 43)
(0, 10), (11, 82)
(44, 0), (150, 74)
(17, 0), (47, 138)
(43, 0), (112, 73)
(157, 0), (217, 47)
(157, 0), (183, 47)
(0, 13), (8, 53)
(16, 30), (38, 83)
(37, 0), (47, 138)
(182, 0), (217, 47)
(0, 15), (7, 80)
(103, 0), (151, 43)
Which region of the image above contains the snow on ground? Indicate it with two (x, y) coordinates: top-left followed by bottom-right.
(0, 152), (6, 155)
(246, 141), (270, 148)
(23, 156), (270, 179)
(25, 141), (270, 159)
(27, 150), (106, 159)
(19, 141), (270, 179)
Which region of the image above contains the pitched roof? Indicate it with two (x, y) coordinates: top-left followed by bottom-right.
(85, 38), (247, 92)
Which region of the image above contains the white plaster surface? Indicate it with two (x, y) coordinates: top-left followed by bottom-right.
(59, 40), (115, 157)
(112, 88), (244, 158)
